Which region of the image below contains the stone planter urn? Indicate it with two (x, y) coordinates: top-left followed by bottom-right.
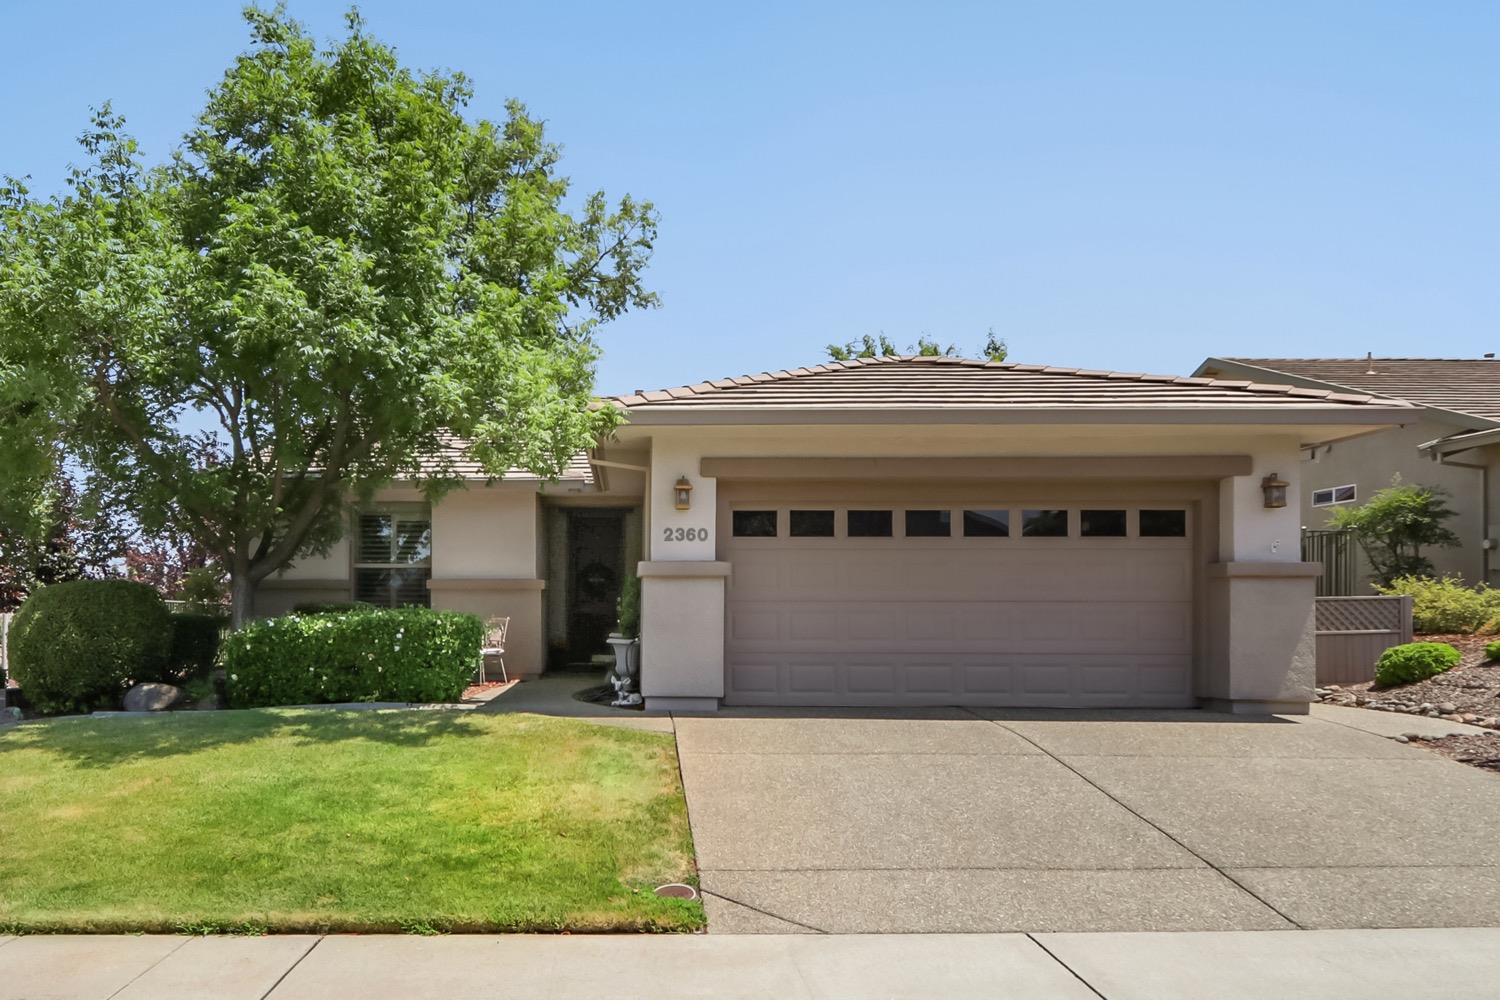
(606, 633), (642, 707)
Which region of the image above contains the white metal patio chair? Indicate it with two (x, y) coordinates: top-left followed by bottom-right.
(479, 616), (510, 684)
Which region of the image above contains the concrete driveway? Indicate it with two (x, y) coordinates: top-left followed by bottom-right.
(674, 707), (1500, 933)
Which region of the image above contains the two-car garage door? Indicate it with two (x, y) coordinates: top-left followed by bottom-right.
(723, 497), (1196, 707)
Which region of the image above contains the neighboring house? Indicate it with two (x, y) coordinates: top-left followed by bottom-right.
(259, 356), (1410, 712)
(1194, 357), (1500, 591)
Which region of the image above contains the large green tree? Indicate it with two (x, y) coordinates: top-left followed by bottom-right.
(825, 329), (1007, 362)
(0, 467), (129, 611)
(0, 6), (657, 624)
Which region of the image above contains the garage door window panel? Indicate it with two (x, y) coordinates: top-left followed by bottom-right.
(790, 509), (836, 537)
(904, 509), (952, 537)
(847, 509), (894, 537)
(733, 510), (779, 537)
(1139, 509), (1188, 537)
(1080, 509), (1128, 538)
(1021, 508), (1070, 537)
(963, 509), (1011, 537)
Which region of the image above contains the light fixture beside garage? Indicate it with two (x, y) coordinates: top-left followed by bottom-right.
(673, 476), (694, 511)
(1261, 473), (1289, 509)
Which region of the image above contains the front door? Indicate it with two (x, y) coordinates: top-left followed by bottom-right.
(566, 509), (627, 664)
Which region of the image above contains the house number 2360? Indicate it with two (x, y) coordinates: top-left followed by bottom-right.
(663, 527), (709, 542)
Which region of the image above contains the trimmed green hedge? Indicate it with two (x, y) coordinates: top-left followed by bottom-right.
(1374, 641), (1461, 687)
(168, 613), (228, 679)
(290, 601), (374, 615)
(222, 608), (484, 708)
(8, 580), (172, 714)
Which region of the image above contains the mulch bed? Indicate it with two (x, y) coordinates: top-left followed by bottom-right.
(1406, 733), (1500, 774)
(1320, 634), (1500, 728)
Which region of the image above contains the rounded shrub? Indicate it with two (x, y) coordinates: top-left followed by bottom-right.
(1374, 641), (1461, 687)
(1486, 640), (1500, 662)
(168, 613), (229, 679)
(222, 607), (484, 708)
(8, 580), (173, 714)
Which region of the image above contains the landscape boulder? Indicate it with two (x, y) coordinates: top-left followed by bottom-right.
(123, 682), (184, 713)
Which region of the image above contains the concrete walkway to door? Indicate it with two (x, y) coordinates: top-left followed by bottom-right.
(674, 705), (1500, 933)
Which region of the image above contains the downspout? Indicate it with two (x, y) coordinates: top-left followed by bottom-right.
(1430, 451), (1491, 583)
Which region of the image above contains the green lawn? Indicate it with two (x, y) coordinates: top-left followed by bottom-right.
(0, 709), (703, 933)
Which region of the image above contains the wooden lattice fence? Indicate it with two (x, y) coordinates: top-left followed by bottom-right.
(1314, 595), (1414, 685)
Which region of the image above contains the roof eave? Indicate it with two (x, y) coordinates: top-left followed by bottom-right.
(1196, 356), (1500, 433)
(1419, 427), (1500, 456)
(613, 405), (1415, 427)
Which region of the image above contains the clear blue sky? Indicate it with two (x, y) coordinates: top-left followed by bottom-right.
(3, 2), (1496, 395)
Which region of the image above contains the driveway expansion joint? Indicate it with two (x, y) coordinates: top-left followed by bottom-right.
(699, 887), (830, 934)
(962, 707), (1307, 931)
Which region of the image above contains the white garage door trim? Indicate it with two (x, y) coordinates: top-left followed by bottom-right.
(722, 489), (1202, 708)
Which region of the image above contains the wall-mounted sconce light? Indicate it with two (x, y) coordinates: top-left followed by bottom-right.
(1261, 473), (1289, 509)
(673, 476), (694, 511)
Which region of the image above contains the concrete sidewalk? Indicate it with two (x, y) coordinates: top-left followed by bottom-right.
(1, 929), (1496, 999)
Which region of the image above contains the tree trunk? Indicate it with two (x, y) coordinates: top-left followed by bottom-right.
(229, 571), (256, 629)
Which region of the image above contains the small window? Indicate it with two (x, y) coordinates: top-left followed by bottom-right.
(354, 510), (432, 608)
(1139, 509), (1187, 537)
(1312, 484), (1357, 507)
(790, 509), (835, 537)
(1080, 509), (1127, 537)
(963, 509), (1010, 537)
(732, 510), (778, 537)
(1022, 509), (1069, 537)
(847, 510), (893, 537)
(904, 509), (951, 537)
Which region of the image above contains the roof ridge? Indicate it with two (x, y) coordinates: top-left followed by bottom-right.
(605, 355), (1407, 409)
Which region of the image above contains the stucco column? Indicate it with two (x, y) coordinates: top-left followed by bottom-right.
(638, 435), (726, 711)
(638, 561), (730, 711)
(1203, 438), (1321, 714)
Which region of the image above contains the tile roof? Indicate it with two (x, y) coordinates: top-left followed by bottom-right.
(416, 433), (594, 484)
(607, 355), (1398, 411)
(1211, 358), (1500, 423)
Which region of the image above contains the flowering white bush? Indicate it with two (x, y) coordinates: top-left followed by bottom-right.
(220, 608), (483, 707)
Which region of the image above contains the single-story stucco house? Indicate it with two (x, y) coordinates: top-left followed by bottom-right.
(257, 356), (1413, 713)
(1196, 356), (1500, 592)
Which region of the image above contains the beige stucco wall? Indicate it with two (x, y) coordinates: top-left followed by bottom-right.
(253, 422), (1371, 710)
(1217, 437), (1304, 563)
(425, 486), (545, 677)
(639, 562), (730, 710)
(429, 486), (538, 577)
(1300, 416), (1485, 588)
(255, 484), (552, 677)
(1202, 564), (1320, 712)
(621, 423), (1337, 711)
(1203, 436), (1319, 712)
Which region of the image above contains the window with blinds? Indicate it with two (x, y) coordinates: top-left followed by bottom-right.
(353, 509), (432, 607)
